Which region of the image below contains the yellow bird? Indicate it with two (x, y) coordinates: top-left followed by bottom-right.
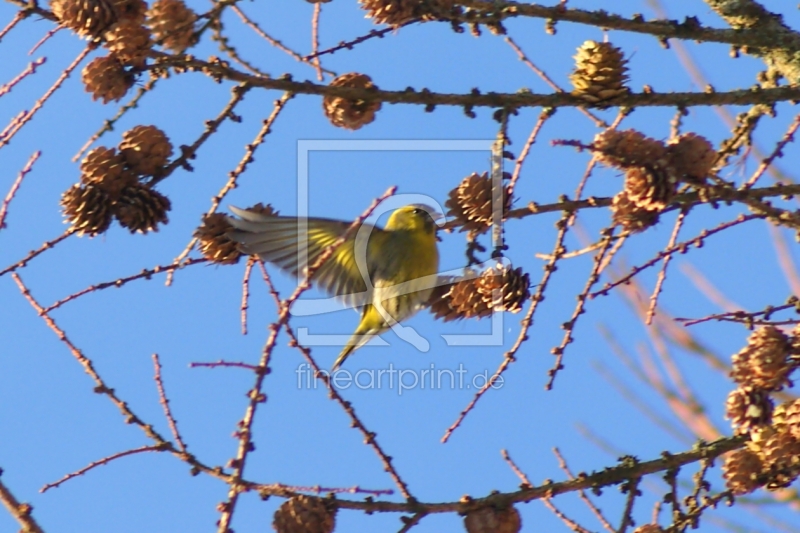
(227, 204), (441, 370)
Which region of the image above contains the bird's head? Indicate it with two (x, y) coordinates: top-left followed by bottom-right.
(385, 204), (442, 235)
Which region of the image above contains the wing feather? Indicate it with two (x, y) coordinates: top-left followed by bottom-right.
(227, 206), (386, 306)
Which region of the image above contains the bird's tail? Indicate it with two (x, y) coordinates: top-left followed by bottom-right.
(332, 344), (357, 372)
(332, 325), (377, 371)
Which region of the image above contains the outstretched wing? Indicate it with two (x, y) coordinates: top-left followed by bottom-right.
(227, 206), (385, 307)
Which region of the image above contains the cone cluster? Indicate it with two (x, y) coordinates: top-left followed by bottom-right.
(322, 73), (381, 130)
(445, 172), (512, 235)
(721, 326), (800, 495)
(463, 504), (521, 533)
(569, 40), (629, 104)
(195, 203), (278, 265)
(359, 0), (454, 26)
(590, 128), (717, 233)
(61, 125), (173, 236)
(430, 265), (530, 322)
(272, 495), (335, 533)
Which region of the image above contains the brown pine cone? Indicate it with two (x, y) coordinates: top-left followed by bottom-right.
(725, 387), (773, 432)
(51, 0), (117, 38)
(114, 184), (171, 233)
(273, 495), (335, 533)
(322, 73), (381, 130)
(445, 172), (512, 235)
(721, 448), (763, 495)
(667, 132), (716, 182)
(633, 526), (664, 533)
(359, 0), (454, 26)
(81, 55), (134, 104)
(80, 146), (137, 200)
(475, 265), (530, 314)
(592, 129), (667, 169)
(731, 326), (792, 391)
(463, 504), (521, 533)
(104, 19), (152, 67)
(147, 0), (197, 52)
(610, 191), (659, 233)
(623, 166), (677, 211)
(112, 0), (147, 23)
(195, 213), (240, 265)
(760, 429), (800, 490)
(783, 398), (800, 440)
(570, 40), (630, 104)
(61, 183), (114, 237)
(433, 276), (493, 321)
(119, 125), (173, 177)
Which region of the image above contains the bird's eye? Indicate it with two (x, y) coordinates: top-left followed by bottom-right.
(413, 208), (422, 215)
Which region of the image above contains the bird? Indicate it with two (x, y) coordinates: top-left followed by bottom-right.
(226, 204), (441, 370)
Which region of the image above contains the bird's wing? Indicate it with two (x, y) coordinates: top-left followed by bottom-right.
(227, 206), (385, 307)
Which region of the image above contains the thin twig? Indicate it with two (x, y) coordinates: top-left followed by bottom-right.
(0, 150), (40, 230)
(0, 57), (45, 97)
(190, 360), (260, 371)
(164, 91), (291, 286)
(0, 44), (93, 149)
(645, 208), (689, 325)
(553, 448), (616, 533)
(0, 11), (25, 44)
(593, 214), (761, 297)
(311, 2), (323, 81)
(0, 228), (76, 278)
(231, 4), (335, 75)
(41, 445), (167, 493)
(241, 256), (256, 335)
(152, 354), (187, 452)
(42, 257), (207, 313)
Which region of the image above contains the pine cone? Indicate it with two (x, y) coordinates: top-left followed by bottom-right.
(322, 73), (381, 130)
(475, 265), (530, 313)
(359, 0), (454, 26)
(61, 183), (114, 237)
(623, 166), (677, 211)
(51, 0), (117, 38)
(445, 172), (512, 235)
(119, 125), (173, 177)
(667, 133), (716, 182)
(570, 40), (629, 104)
(784, 399), (800, 440)
(463, 504), (521, 533)
(112, 0), (147, 22)
(760, 428), (800, 469)
(104, 19), (152, 67)
(731, 326), (792, 391)
(725, 387), (773, 432)
(444, 278), (492, 322)
(592, 129), (667, 169)
(610, 191), (659, 233)
(722, 448), (763, 495)
(81, 55), (134, 104)
(195, 214), (240, 265)
(633, 526), (664, 533)
(273, 495), (335, 533)
(80, 146), (137, 200)
(114, 184), (171, 233)
(147, 0), (197, 52)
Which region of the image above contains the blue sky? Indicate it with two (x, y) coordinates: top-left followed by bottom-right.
(1, 1), (799, 532)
